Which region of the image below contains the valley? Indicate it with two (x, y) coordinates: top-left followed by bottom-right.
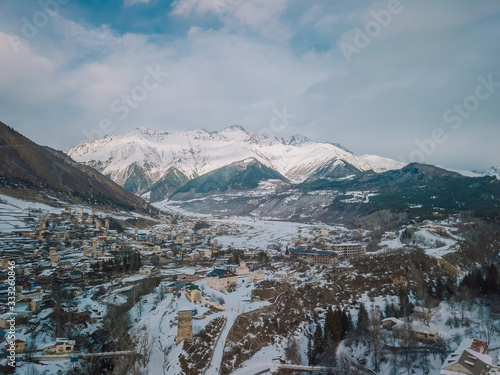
(1, 124), (499, 375)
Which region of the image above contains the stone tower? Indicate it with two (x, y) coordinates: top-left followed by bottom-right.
(177, 310), (193, 343)
(1, 257), (9, 269)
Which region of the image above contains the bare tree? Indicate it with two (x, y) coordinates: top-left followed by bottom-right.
(136, 332), (154, 369)
(398, 321), (418, 375)
(284, 336), (301, 364)
(368, 306), (383, 372)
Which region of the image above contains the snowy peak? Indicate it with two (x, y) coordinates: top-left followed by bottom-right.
(482, 166), (500, 180)
(278, 134), (311, 146)
(66, 126), (406, 199)
(134, 127), (169, 138)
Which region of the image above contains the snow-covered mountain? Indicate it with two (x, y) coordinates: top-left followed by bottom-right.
(479, 166), (500, 180)
(67, 126), (406, 198)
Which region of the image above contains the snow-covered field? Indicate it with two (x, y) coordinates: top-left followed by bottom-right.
(131, 275), (271, 374)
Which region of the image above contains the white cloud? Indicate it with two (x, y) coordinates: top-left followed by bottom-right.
(314, 14), (339, 33)
(124, 0), (150, 7)
(0, 1), (499, 170)
(170, 0), (215, 16)
(172, 0), (292, 42)
(0, 17), (333, 148)
(300, 5), (323, 25)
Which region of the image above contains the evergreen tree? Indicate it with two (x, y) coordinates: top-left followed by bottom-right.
(332, 308), (342, 342)
(307, 334), (314, 366)
(398, 289), (413, 317)
(385, 302), (399, 319)
(324, 306), (335, 343)
(474, 269), (485, 293)
(435, 278), (445, 301)
(340, 308), (351, 339)
(357, 303), (369, 336)
(485, 264), (499, 294)
(312, 323), (324, 365)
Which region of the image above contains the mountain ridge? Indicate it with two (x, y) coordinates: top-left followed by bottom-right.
(67, 126), (406, 199)
(0, 121), (157, 215)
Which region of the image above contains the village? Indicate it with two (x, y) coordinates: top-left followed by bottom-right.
(0, 196), (499, 374)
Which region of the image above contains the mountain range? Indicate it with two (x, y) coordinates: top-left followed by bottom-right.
(2, 122), (499, 226)
(67, 126), (406, 202)
(63, 125), (500, 226)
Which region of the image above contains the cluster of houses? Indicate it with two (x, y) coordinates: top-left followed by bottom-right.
(4, 205), (477, 370)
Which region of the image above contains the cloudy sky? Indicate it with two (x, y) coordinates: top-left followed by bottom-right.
(0, 0), (499, 171)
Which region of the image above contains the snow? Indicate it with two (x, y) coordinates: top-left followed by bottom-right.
(229, 346), (278, 374)
(119, 271), (272, 374)
(67, 126), (406, 186)
(340, 191), (378, 203)
(207, 217), (344, 250)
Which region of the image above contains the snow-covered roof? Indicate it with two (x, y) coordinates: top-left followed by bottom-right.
(382, 317), (404, 324)
(393, 320), (438, 335)
(441, 338), (494, 375)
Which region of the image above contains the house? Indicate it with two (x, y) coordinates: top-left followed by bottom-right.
(43, 338), (75, 355)
(413, 306), (432, 320)
(166, 281), (184, 293)
(215, 257), (231, 266)
(441, 339), (499, 375)
(253, 270), (265, 281)
(0, 310), (33, 328)
(30, 299), (42, 313)
(382, 317), (404, 329)
(17, 288), (43, 301)
(290, 249), (339, 266)
(35, 269), (55, 285)
(235, 262), (249, 276)
(225, 264), (240, 273)
(5, 339), (25, 354)
(177, 270), (203, 283)
(139, 265), (157, 276)
(332, 243), (366, 258)
(184, 283), (202, 302)
(392, 320), (439, 342)
(0, 314), (12, 329)
(68, 270), (83, 281)
(206, 269), (238, 291)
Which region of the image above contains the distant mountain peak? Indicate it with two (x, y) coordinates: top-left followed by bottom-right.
(328, 142), (353, 154)
(134, 127), (169, 137)
(279, 134), (311, 146)
(224, 124), (247, 131)
(477, 166), (500, 180)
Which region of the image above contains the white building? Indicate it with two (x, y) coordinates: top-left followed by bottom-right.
(139, 265), (157, 276)
(235, 261), (249, 275)
(206, 269), (238, 291)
